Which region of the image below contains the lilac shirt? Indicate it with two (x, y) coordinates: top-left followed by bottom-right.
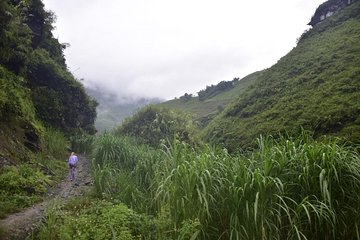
(69, 155), (78, 165)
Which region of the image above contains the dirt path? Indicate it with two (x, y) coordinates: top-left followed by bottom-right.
(0, 155), (92, 240)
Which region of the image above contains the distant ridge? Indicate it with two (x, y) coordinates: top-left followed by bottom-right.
(86, 86), (162, 132)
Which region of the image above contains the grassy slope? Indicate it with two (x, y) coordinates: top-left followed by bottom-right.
(201, 1), (360, 151)
(159, 70), (264, 127)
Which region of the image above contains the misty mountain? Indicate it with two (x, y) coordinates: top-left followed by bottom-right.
(86, 86), (163, 132)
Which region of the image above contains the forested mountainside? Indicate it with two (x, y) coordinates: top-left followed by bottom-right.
(0, 0), (96, 164)
(157, 0), (360, 152)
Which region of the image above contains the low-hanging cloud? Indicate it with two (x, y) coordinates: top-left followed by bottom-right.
(44, 0), (326, 100)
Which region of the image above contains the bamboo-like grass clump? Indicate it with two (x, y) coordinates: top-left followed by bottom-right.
(91, 132), (360, 239)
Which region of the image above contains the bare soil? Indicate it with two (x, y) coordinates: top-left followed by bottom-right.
(0, 155), (92, 240)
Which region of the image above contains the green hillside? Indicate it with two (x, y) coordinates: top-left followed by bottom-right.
(200, 1), (360, 151)
(0, 0), (97, 218)
(159, 70), (265, 127)
(0, 0), (97, 136)
(114, 105), (197, 147)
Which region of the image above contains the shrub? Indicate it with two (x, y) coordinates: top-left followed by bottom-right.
(0, 164), (51, 217)
(37, 199), (156, 240)
(115, 105), (197, 148)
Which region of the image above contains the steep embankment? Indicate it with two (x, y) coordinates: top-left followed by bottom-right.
(0, 0), (97, 162)
(201, 1), (360, 151)
(0, 155), (92, 240)
(0, 0), (97, 223)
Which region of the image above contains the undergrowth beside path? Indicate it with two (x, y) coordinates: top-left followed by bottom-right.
(0, 155), (92, 240)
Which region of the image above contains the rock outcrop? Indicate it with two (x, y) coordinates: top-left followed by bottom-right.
(308, 0), (356, 26)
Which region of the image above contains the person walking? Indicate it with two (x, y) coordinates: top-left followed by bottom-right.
(68, 152), (78, 181)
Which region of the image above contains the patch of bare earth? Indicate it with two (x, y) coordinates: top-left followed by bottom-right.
(0, 155), (92, 240)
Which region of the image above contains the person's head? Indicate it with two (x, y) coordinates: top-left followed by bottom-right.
(71, 152), (75, 156)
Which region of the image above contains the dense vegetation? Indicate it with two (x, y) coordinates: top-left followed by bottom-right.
(0, 128), (68, 218)
(1, 0), (360, 239)
(0, 0), (97, 221)
(37, 131), (360, 239)
(0, 0), (97, 135)
(114, 106), (198, 147)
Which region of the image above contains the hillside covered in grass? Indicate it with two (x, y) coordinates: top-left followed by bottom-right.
(159, 71), (265, 128)
(200, 0), (360, 151)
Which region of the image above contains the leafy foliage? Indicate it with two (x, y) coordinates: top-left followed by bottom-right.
(26, 49), (98, 134)
(0, 1), (32, 73)
(0, 164), (51, 218)
(87, 133), (204, 239)
(91, 133), (164, 214)
(0, 127), (67, 218)
(0, 66), (35, 122)
(115, 105), (197, 147)
(0, 0), (97, 135)
(0, 0), (97, 218)
(36, 198), (156, 240)
(69, 131), (95, 155)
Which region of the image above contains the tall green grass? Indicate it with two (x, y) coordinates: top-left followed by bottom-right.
(91, 133), (164, 214)
(43, 128), (68, 159)
(93, 133), (136, 170)
(69, 132), (94, 155)
(35, 199), (63, 240)
(89, 131), (360, 239)
(33, 128), (69, 179)
(154, 133), (360, 239)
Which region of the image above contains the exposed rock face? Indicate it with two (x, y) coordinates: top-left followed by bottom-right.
(308, 0), (356, 26)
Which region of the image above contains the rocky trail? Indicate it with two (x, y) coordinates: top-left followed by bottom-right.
(0, 155), (92, 240)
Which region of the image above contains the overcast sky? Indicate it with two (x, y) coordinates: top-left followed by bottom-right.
(42, 0), (326, 101)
